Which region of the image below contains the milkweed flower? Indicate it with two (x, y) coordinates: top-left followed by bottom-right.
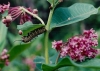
(0, 2), (10, 14)
(1, 2), (38, 27)
(52, 40), (63, 51)
(24, 58), (36, 69)
(0, 49), (10, 66)
(2, 14), (12, 27)
(8, 7), (32, 25)
(52, 28), (98, 62)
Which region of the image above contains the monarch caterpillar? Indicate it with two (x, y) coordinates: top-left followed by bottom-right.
(21, 26), (46, 43)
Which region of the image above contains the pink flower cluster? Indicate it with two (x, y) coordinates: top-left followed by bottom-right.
(24, 58), (36, 69)
(0, 49), (10, 66)
(52, 40), (63, 51)
(52, 28), (98, 61)
(0, 2), (10, 14)
(1, 2), (38, 27)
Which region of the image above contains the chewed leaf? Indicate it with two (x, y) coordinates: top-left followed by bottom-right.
(42, 57), (100, 71)
(51, 3), (98, 29)
(17, 21), (45, 36)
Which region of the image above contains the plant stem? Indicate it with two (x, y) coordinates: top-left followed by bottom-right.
(21, 7), (45, 25)
(46, 9), (54, 30)
(44, 9), (54, 64)
(44, 32), (49, 64)
(55, 53), (60, 64)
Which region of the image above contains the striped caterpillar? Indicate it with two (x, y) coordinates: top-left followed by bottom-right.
(21, 27), (46, 43)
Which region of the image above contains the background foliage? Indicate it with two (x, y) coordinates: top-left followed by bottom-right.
(0, 0), (100, 71)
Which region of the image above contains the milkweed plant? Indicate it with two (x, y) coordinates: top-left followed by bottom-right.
(0, 0), (100, 71)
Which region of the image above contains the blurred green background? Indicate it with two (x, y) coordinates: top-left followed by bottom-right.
(1, 0), (100, 71)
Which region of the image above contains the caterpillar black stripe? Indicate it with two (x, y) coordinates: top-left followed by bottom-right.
(22, 27), (46, 43)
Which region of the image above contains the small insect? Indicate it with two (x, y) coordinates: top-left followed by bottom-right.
(14, 27), (46, 44)
(68, 17), (71, 20)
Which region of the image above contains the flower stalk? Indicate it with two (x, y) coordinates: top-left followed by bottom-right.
(55, 53), (60, 64)
(20, 7), (45, 25)
(44, 7), (54, 64)
(44, 0), (61, 64)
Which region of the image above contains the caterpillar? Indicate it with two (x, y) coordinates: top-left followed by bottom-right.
(21, 27), (46, 43)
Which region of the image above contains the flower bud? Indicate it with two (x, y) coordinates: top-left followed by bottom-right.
(5, 59), (9, 66)
(1, 49), (8, 56)
(3, 49), (8, 53)
(33, 9), (38, 14)
(6, 15), (12, 21)
(18, 30), (23, 35)
(2, 15), (12, 27)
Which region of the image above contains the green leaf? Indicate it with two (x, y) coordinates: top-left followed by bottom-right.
(0, 43), (32, 68)
(0, 21), (7, 53)
(34, 56), (45, 63)
(8, 43), (32, 61)
(51, 3), (98, 29)
(42, 57), (100, 71)
(34, 56), (45, 70)
(0, 10), (8, 53)
(1, 10), (8, 17)
(50, 51), (59, 64)
(17, 21), (45, 36)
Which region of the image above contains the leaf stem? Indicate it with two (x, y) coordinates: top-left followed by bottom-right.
(21, 7), (45, 25)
